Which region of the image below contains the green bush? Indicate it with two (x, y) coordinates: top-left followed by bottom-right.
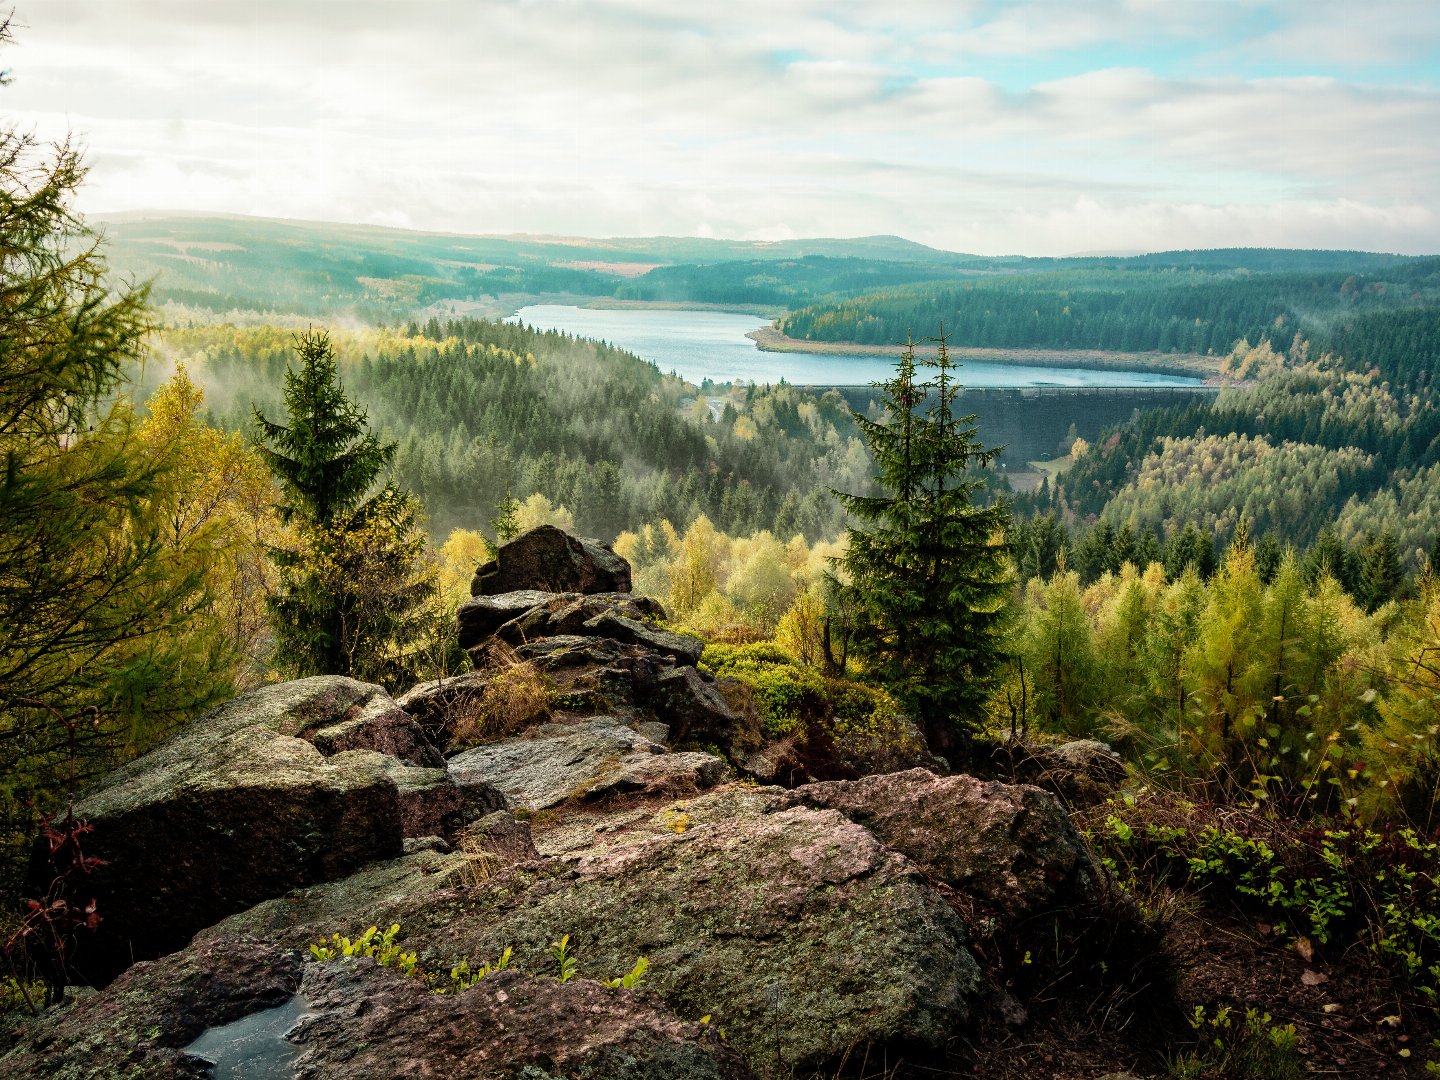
(702, 642), (923, 772)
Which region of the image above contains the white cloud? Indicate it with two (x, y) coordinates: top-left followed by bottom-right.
(7, 0), (1440, 253)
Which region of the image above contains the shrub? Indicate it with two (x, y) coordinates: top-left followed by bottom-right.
(702, 642), (924, 774)
(1089, 792), (1440, 1006)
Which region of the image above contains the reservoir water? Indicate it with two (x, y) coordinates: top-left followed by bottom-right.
(509, 304), (1205, 388)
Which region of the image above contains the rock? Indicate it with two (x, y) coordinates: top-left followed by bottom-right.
(202, 790), (983, 1074)
(290, 961), (754, 1080)
(278, 678), (444, 768)
(459, 811), (541, 870)
(581, 750), (729, 802)
(644, 666), (762, 757)
(55, 678), (460, 984)
(0, 936), (301, 1080)
(582, 611), (705, 665)
(495, 591), (669, 646)
(377, 759), (466, 842)
(518, 634), (676, 715)
(446, 717), (725, 811)
(394, 670), (493, 747)
(787, 768), (1099, 914)
(200, 848), (473, 943)
(455, 589), (558, 649)
(472, 525), (632, 596)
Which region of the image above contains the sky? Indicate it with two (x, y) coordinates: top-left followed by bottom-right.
(11, 0), (1440, 255)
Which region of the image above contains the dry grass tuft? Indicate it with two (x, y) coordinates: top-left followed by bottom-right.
(451, 641), (553, 748)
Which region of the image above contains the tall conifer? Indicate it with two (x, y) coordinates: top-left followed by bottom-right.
(254, 331), (434, 684)
(836, 332), (1011, 757)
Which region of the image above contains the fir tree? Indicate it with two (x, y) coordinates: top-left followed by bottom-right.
(254, 330), (435, 685)
(835, 332), (1010, 758)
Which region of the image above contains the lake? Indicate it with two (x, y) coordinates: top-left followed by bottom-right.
(508, 304), (1205, 388)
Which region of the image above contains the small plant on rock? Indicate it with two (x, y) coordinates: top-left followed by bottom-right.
(603, 956), (650, 989)
(550, 934), (577, 983)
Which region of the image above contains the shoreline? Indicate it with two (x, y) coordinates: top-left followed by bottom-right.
(746, 326), (1221, 378)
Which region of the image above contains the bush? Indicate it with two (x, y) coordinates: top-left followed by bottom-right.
(702, 642), (923, 774)
(451, 642), (552, 749)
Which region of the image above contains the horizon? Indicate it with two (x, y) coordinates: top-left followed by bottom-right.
(89, 209), (1429, 261)
(22, 2), (1440, 256)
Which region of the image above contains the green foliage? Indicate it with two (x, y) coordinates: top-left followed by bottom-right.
(602, 956), (650, 990)
(0, 975), (44, 1016)
(154, 320), (860, 543)
(0, 32), (243, 897)
(446, 947), (513, 991)
(308, 923), (514, 995)
(549, 934), (577, 983)
(1093, 795), (1440, 1005)
(1169, 1004), (1302, 1080)
(835, 333), (1010, 756)
(702, 642), (917, 772)
(254, 330), (437, 687)
(310, 923), (420, 979)
(780, 258), (1439, 364)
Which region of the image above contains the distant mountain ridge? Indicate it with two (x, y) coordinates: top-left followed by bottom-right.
(92, 211), (1427, 320)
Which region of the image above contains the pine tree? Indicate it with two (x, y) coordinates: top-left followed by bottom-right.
(254, 331), (435, 685)
(836, 333), (1011, 758)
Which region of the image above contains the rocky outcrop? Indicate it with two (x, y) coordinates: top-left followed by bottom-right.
(239, 675), (443, 767)
(471, 524), (631, 596)
(447, 717), (727, 811)
(0, 936), (301, 1079)
(787, 768), (1099, 914)
(494, 592), (668, 647)
(394, 670), (493, 746)
(290, 961), (754, 1080)
(206, 788), (983, 1076)
(4, 522), (1137, 1078)
(646, 666), (763, 756)
(55, 677), (464, 984)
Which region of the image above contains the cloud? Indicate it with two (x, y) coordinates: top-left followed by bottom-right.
(10, 1), (1440, 254)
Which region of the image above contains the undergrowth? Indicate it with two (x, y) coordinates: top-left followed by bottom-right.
(701, 642), (921, 776)
(1086, 790), (1440, 1009)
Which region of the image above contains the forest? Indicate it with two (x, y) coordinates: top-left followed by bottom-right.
(7, 160), (1440, 1080)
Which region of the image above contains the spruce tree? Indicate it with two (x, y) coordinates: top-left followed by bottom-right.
(254, 331), (434, 685)
(836, 333), (1011, 758)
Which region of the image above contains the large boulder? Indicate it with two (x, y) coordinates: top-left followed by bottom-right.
(787, 768), (1099, 915)
(471, 525), (631, 596)
(582, 611), (704, 665)
(518, 634), (678, 716)
(446, 717), (725, 811)
(0, 936), (302, 1080)
(207, 788), (983, 1075)
(290, 961), (754, 1080)
(55, 677), (461, 984)
(238, 674), (443, 768)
